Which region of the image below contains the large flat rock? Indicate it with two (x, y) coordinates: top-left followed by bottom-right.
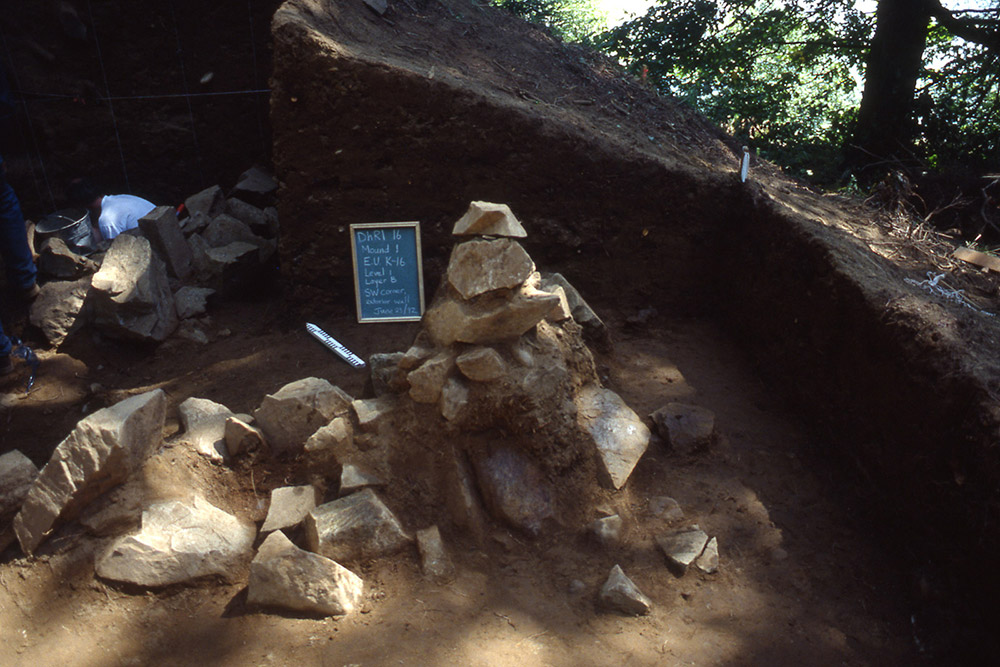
(423, 283), (560, 346)
(96, 495), (255, 586)
(576, 386), (650, 490)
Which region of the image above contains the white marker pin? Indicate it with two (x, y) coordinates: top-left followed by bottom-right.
(740, 146), (750, 183)
(306, 323), (366, 368)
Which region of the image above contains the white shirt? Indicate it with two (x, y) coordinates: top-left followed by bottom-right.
(98, 194), (156, 240)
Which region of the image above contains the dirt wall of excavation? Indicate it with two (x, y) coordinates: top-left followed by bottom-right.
(270, 0), (1000, 640)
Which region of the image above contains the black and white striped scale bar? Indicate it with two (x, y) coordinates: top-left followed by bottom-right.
(305, 323), (366, 368)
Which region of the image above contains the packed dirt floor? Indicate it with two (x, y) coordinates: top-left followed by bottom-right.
(2, 0), (995, 664)
(1, 294), (923, 666)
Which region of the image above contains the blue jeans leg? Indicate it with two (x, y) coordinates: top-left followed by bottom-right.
(0, 161), (37, 291)
(0, 323), (10, 358)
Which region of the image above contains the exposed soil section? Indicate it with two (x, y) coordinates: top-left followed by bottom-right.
(2, 0), (1000, 663)
(1, 308), (918, 666)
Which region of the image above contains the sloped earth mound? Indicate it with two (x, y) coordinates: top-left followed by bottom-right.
(1, 0), (1000, 663)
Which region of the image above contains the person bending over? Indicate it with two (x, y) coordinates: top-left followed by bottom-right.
(66, 178), (155, 242)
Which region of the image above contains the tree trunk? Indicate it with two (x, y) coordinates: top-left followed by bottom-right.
(846, 0), (933, 182)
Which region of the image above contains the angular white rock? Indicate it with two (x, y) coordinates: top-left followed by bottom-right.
(261, 485), (319, 533)
(339, 464), (383, 496)
(455, 347), (505, 382)
(351, 397), (394, 433)
(576, 386), (650, 490)
(656, 526), (710, 575)
(695, 537), (719, 574)
(248, 530), (363, 616)
(96, 495), (255, 586)
(14, 389), (166, 555)
(451, 201), (527, 238)
(407, 352), (454, 404)
(304, 488), (410, 562)
(446, 238), (535, 299)
(254, 378), (353, 457)
(416, 525), (454, 580)
(439, 377), (469, 422)
(178, 397), (234, 462)
(224, 416), (267, 457)
(600, 564), (652, 615)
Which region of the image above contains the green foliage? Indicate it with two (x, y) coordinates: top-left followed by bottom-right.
(493, 0), (608, 43)
(917, 25), (1000, 170)
(498, 0), (1000, 183)
(598, 0), (871, 182)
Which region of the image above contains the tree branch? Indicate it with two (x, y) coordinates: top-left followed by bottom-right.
(928, 0), (1000, 53)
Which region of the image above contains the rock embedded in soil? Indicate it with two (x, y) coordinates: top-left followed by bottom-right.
(351, 397), (394, 433)
(368, 352), (407, 395)
(254, 378), (353, 457)
(248, 530), (364, 617)
(261, 485), (319, 533)
(90, 234), (178, 342)
(224, 416), (267, 457)
(455, 346), (505, 381)
(695, 536), (719, 574)
(96, 495), (255, 586)
(174, 286), (215, 320)
(473, 448), (554, 537)
(446, 238), (535, 299)
(649, 496), (684, 522)
(178, 397), (234, 462)
(439, 377), (469, 422)
(650, 402), (716, 454)
(576, 386), (650, 490)
(592, 514), (623, 546)
(407, 352), (455, 403)
(305, 417), (354, 459)
(204, 241), (260, 293)
(138, 205), (193, 279)
(231, 166), (278, 208)
(304, 488), (411, 563)
(224, 197), (271, 238)
(656, 526), (710, 576)
(416, 525), (454, 580)
(339, 464), (383, 496)
(599, 565), (652, 616)
(451, 201), (527, 238)
(14, 389), (166, 555)
(0, 451), (39, 551)
(185, 185), (225, 219)
(202, 214), (264, 249)
(29, 277), (91, 347)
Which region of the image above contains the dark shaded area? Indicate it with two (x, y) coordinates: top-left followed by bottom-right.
(0, 0), (281, 219)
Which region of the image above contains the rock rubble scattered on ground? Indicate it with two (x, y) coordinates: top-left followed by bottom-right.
(4, 199), (723, 621)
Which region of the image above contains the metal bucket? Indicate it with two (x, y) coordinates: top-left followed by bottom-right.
(36, 208), (97, 256)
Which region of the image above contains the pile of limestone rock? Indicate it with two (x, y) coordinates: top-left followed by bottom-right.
(0, 201), (721, 618)
(28, 166), (279, 348)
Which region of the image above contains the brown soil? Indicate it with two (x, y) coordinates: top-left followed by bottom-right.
(3, 0), (1000, 664)
(1, 306), (919, 666)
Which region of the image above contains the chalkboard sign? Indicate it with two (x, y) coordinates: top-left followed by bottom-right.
(350, 221), (425, 323)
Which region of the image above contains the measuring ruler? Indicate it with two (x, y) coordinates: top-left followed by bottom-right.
(305, 323), (366, 368)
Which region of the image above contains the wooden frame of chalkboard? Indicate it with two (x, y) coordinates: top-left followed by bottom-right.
(350, 221), (425, 323)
